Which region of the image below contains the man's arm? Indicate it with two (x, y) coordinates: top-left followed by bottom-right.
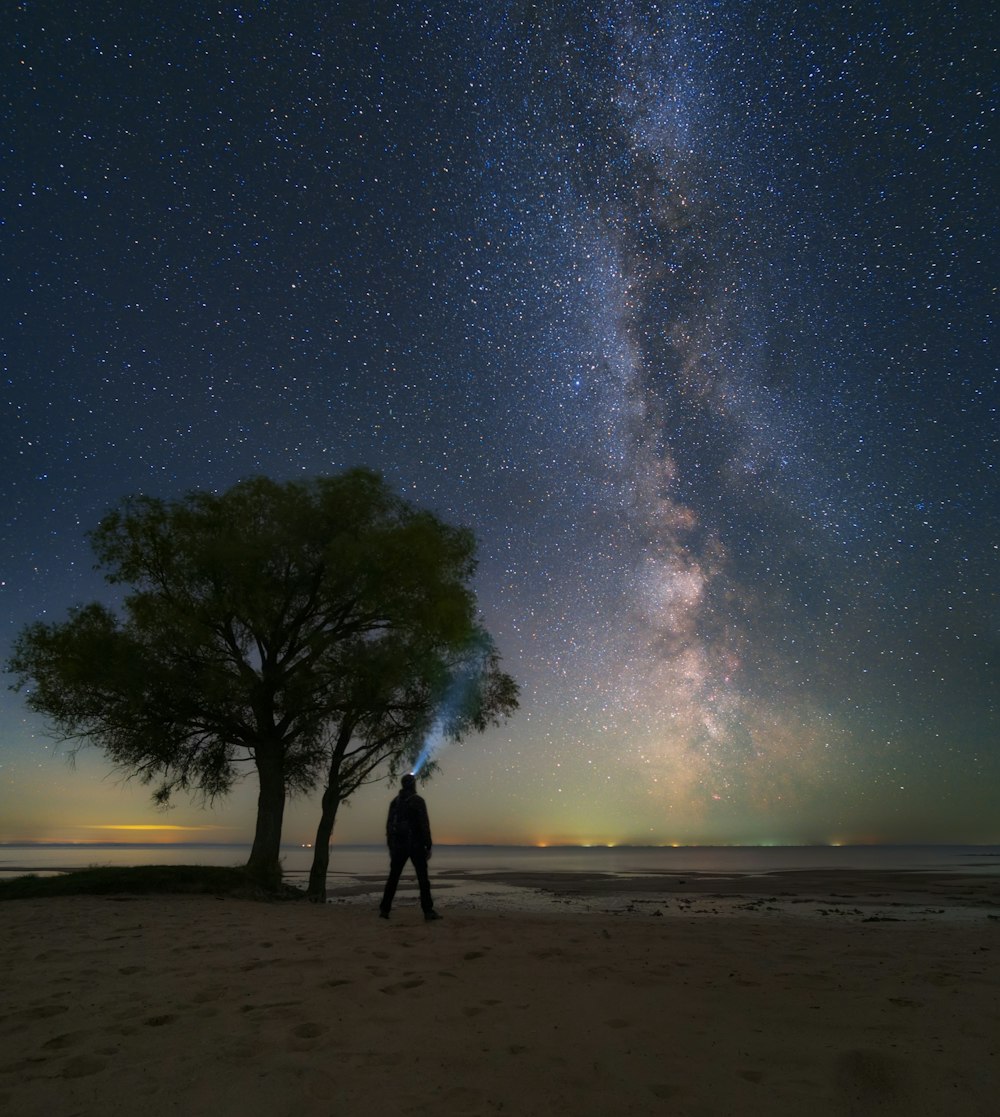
(413, 797), (432, 852)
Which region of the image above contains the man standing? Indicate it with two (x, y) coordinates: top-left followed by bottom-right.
(379, 773), (441, 921)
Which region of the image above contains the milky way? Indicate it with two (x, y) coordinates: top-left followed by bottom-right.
(2, 3), (996, 845)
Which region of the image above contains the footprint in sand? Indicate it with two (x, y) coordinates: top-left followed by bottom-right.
(143, 1014), (176, 1027)
(190, 986), (227, 1004)
(60, 1055), (107, 1079)
(463, 950), (486, 961)
(42, 1033), (85, 1051)
(292, 1022), (325, 1039)
(18, 1004), (70, 1021)
(239, 1000), (301, 1014)
(587, 964), (615, 978)
(379, 979), (425, 995)
(462, 998), (501, 1017)
(648, 1083), (679, 1100)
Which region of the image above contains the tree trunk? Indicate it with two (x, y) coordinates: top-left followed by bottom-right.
(305, 716), (357, 902)
(306, 776), (341, 902)
(245, 744), (287, 891)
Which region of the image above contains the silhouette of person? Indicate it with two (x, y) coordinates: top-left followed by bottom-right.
(379, 773), (441, 921)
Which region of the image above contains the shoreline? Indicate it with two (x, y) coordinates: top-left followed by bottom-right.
(311, 865), (1000, 923)
(2, 890), (998, 1116)
(4, 857), (998, 922)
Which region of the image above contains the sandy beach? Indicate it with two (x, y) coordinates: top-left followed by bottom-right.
(1, 872), (998, 1116)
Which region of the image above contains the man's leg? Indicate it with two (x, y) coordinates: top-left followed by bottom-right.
(379, 848), (408, 915)
(410, 848), (435, 914)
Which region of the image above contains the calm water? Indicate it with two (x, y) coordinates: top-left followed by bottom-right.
(2, 843), (999, 881)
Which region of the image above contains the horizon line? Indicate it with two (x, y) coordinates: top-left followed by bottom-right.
(3, 840), (999, 850)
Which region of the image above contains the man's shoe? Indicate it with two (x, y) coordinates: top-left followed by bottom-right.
(424, 910), (442, 921)
(378, 909), (390, 919)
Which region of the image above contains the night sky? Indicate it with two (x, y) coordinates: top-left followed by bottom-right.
(3, 2), (996, 848)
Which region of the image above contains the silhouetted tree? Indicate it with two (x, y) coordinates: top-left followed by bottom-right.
(7, 470), (515, 890)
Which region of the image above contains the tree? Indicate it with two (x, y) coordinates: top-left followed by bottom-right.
(7, 470), (516, 890)
(304, 631), (518, 901)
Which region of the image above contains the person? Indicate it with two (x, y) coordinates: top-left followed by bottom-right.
(379, 773), (441, 921)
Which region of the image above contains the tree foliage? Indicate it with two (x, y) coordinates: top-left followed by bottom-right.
(8, 470), (517, 889)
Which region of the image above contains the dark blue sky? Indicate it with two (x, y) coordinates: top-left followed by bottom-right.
(2, 2), (996, 845)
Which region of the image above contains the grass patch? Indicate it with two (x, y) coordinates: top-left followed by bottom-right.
(0, 864), (303, 901)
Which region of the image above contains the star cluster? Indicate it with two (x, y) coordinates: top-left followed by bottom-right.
(2, 2), (996, 846)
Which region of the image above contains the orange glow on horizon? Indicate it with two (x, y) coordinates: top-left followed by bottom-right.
(85, 824), (230, 832)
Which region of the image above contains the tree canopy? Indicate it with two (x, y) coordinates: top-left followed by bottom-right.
(8, 469), (518, 889)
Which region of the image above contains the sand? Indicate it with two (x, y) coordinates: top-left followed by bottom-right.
(1, 874), (998, 1116)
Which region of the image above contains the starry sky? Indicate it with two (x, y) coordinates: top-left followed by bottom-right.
(2, 2), (997, 848)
